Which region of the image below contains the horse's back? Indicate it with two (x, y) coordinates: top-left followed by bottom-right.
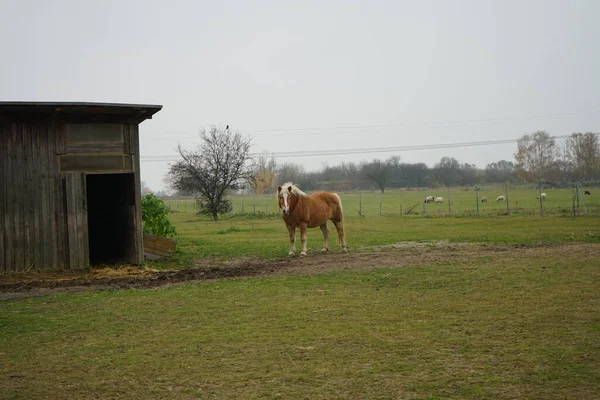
(306, 192), (343, 226)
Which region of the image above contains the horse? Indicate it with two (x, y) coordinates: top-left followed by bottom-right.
(424, 196), (434, 204)
(277, 182), (348, 256)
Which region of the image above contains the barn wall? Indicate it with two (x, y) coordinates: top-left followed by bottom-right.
(1, 122), (143, 272)
(1, 123), (70, 272)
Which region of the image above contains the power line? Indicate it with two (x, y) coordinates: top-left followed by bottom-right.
(140, 110), (600, 138)
(140, 134), (575, 163)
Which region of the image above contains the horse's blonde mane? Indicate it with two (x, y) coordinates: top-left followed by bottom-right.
(278, 182), (308, 198)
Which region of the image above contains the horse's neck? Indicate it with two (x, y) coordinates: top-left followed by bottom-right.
(292, 194), (308, 212)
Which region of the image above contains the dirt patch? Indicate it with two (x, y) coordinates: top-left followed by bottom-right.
(1, 242), (598, 300)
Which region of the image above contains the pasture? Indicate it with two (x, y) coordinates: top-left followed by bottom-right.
(1, 210), (600, 399)
(165, 185), (600, 218)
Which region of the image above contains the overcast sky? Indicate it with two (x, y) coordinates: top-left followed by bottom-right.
(1, 0), (599, 191)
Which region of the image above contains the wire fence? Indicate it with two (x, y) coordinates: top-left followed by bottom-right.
(164, 184), (599, 218)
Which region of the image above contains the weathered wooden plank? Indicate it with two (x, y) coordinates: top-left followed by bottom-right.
(130, 124), (140, 156)
(21, 124), (32, 271)
(130, 124), (143, 264)
(58, 175), (68, 269)
(39, 124), (51, 270)
(65, 145), (125, 154)
(65, 173), (89, 270)
(47, 124), (59, 270)
(65, 174), (78, 270)
(55, 123), (66, 155)
(12, 124), (23, 271)
(53, 122), (68, 269)
(31, 125), (43, 271)
(77, 173), (89, 270)
(5, 124), (14, 271)
(123, 124), (132, 154)
(59, 154), (133, 173)
(143, 233), (177, 259)
(0, 125), (6, 271)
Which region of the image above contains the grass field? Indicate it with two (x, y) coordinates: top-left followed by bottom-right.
(2, 212), (600, 399)
(165, 185), (600, 217)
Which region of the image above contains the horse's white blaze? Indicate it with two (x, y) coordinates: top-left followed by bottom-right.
(281, 191), (290, 213)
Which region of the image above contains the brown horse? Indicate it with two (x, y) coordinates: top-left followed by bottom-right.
(277, 182), (348, 256)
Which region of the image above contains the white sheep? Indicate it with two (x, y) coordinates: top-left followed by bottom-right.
(434, 196), (444, 203)
(496, 195), (505, 202)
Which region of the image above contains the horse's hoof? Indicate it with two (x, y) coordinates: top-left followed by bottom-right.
(288, 252), (295, 257)
(342, 248), (349, 253)
(300, 251), (307, 256)
(321, 248), (328, 253)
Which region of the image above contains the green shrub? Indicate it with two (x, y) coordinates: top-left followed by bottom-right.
(141, 193), (177, 238)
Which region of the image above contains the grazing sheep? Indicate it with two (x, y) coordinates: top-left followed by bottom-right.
(424, 196), (434, 203)
(496, 195), (505, 202)
(434, 196), (444, 203)
(481, 197), (488, 202)
(537, 192), (547, 200)
(585, 190), (591, 195)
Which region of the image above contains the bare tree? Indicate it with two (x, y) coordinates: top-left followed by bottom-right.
(167, 126), (253, 220)
(565, 132), (600, 180)
(276, 162), (306, 185)
(362, 158), (391, 193)
(514, 131), (557, 181)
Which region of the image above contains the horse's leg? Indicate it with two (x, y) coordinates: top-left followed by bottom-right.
(299, 223), (308, 256)
(287, 224), (296, 256)
(332, 220), (348, 253)
(320, 223), (329, 253)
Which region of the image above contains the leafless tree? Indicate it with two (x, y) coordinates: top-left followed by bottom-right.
(362, 158), (391, 193)
(166, 126), (253, 220)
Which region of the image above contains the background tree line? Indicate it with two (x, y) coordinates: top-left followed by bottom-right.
(163, 127), (599, 219)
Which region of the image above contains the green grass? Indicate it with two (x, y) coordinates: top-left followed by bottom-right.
(162, 213), (600, 265)
(2, 212), (600, 398)
(1, 246), (599, 399)
(164, 185), (600, 217)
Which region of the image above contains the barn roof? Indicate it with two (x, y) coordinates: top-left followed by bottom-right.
(0, 102), (162, 123)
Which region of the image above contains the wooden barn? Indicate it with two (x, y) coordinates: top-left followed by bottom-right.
(0, 102), (162, 272)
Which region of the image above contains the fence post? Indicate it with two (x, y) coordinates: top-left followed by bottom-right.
(571, 185), (576, 216)
(446, 186), (452, 216)
(359, 191), (363, 216)
(423, 198), (426, 217)
(505, 184), (510, 215)
(538, 182), (544, 217)
(476, 189), (479, 216)
(399, 191), (402, 216)
(379, 191), (382, 216)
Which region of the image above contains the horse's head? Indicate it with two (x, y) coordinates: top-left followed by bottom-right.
(278, 185), (295, 215)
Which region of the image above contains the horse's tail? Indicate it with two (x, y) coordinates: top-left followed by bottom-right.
(334, 193), (344, 221)
(333, 193), (346, 248)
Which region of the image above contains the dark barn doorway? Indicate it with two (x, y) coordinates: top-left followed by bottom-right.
(86, 174), (135, 265)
